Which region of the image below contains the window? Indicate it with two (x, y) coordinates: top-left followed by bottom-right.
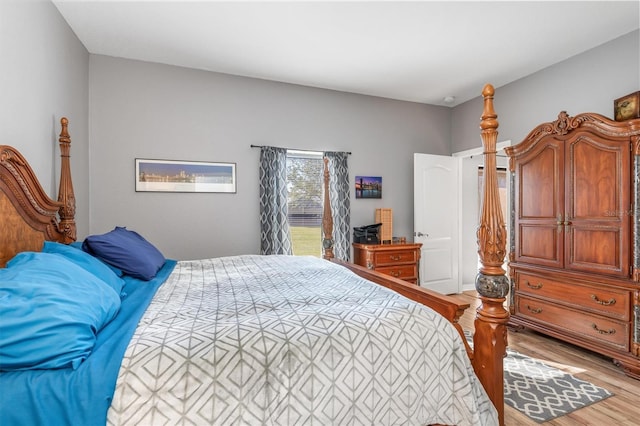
(286, 150), (323, 257)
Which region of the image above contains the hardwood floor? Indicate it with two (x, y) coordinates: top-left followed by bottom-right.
(452, 291), (640, 425)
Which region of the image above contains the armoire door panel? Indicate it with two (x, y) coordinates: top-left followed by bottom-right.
(567, 227), (624, 275)
(565, 135), (630, 276)
(514, 139), (563, 267)
(567, 136), (629, 220)
(516, 224), (562, 267)
(518, 144), (562, 219)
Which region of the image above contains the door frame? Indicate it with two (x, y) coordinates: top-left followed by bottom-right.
(452, 140), (511, 292)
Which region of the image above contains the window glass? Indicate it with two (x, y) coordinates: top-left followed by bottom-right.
(287, 151), (323, 257)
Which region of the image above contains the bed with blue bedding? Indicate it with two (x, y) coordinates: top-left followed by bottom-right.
(0, 248), (497, 426)
(0, 118), (503, 425)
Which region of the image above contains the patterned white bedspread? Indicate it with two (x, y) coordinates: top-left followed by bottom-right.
(108, 255), (497, 425)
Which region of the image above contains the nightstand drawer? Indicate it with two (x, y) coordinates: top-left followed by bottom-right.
(374, 250), (418, 266)
(375, 264), (418, 281)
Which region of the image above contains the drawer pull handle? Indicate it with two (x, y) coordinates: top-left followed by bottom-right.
(390, 271), (401, 277)
(524, 280), (543, 290)
(525, 305), (542, 314)
(390, 255), (401, 261)
(591, 324), (616, 335)
(591, 295), (616, 306)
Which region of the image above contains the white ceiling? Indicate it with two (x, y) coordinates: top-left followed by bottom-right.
(53, 1), (640, 106)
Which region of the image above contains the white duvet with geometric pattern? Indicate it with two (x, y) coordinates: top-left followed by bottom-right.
(108, 255), (498, 425)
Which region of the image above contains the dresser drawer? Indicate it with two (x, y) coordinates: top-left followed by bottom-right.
(515, 295), (629, 351)
(516, 272), (631, 321)
(375, 264), (418, 281)
(374, 249), (418, 266)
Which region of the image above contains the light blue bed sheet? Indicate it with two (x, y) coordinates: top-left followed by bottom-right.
(0, 260), (177, 426)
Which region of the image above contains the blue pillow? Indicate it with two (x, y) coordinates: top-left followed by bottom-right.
(0, 252), (121, 371)
(82, 227), (166, 281)
(42, 241), (125, 297)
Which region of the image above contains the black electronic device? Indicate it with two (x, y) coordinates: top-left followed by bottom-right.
(353, 223), (382, 244)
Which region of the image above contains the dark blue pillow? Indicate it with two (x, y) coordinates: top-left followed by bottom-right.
(0, 252), (121, 371)
(42, 241), (125, 297)
(82, 227), (166, 281)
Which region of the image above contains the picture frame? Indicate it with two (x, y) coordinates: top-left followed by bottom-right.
(355, 176), (382, 199)
(135, 158), (236, 193)
(614, 91), (640, 122)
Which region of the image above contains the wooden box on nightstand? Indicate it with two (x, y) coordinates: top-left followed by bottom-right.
(352, 242), (422, 284)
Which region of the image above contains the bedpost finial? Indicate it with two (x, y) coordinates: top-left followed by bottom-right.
(482, 83), (494, 97)
(480, 84), (498, 131)
(60, 116), (68, 128)
(59, 117), (70, 144)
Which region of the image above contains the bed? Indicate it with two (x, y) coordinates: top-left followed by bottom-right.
(0, 85), (509, 425)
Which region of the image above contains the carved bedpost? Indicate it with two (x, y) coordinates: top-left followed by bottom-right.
(322, 156), (334, 260)
(57, 117), (76, 243)
(474, 84), (509, 425)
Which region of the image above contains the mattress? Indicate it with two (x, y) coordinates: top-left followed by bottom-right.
(108, 255), (497, 425)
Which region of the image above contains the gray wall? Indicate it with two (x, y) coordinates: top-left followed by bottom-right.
(452, 30), (640, 153)
(1, 0), (90, 238)
(89, 56), (450, 260)
(4, 2), (638, 263)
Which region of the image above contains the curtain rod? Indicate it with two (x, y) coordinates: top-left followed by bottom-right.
(250, 144), (351, 155)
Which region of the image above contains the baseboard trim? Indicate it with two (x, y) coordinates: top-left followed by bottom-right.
(462, 283), (476, 292)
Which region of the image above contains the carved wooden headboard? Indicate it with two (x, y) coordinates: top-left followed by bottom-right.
(0, 118), (76, 266)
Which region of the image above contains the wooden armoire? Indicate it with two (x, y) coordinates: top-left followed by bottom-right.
(505, 111), (640, 379)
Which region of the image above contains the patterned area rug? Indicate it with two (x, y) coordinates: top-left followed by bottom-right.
(504, 348), (613, 423)
(465, 332), (613, 423)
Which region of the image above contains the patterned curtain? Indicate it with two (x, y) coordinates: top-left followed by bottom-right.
(259, 147), (292, 255)
(324, 151), (351, 261)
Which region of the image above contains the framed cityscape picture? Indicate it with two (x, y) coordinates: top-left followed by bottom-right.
(135, 159), (236, 193)
(355, 175), (382, 199)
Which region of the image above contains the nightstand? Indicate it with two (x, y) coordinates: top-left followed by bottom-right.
(352, 242), (422, 284)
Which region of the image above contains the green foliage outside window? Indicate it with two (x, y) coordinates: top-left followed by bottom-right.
(287, 152), (323, 257)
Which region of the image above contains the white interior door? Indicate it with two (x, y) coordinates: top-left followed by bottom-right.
(414, 153), (460, 294)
